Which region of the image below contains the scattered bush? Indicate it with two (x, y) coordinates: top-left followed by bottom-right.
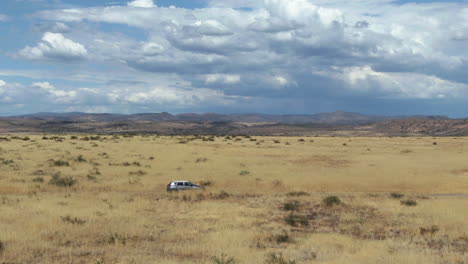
(76, 155), (87, 162)
(298, 139), (305, 142)
(282, 201), (300, 211)
(129, 170), (147, 176)
(87, 174), (98, 181)
(239, 170), (250, 176)
(61, 215), (86, 225)
(211, 253), (237, 264)
(420, 225), (439, 236)
(1, 160), (15, 165)
(285, 214), (309, 227)
(196, 158), (208, 163)
(390, 192), (404, 199)
(53, 160), (70, 167)
(70, 136), (78, 140)
(287, 191), (309, 197)
(265, 252), (296, 264)
(433, 142), (437, 145)
(274, 232), (291, 244)
(32, 177), (44, 183)
(49, 173), (77, 187)
(107, 233), (127, 245)
(323, 195), (341, 207)
(0, 240), (4, 253)
(401, 199), (417, 206)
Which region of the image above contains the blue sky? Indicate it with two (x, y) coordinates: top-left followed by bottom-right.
(0, 0), (468, 116)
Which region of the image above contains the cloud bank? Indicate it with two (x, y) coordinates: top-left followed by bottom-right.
(3, 0), (467, 115)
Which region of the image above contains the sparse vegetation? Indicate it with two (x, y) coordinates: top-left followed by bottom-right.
(401, 199), (418, 206)
(211, 253), (237, 264)
(239, 170), (250, 176)
(52, 160), (70, 167)
(285, 214), (309, 227)
(282, 201), (300, 211)
(323, 195), (341, 207)
(61, 215), (86, 225)
(49, 173), (77, 187)
(265, 252), (296, 264)
(0, 135), (466, 263)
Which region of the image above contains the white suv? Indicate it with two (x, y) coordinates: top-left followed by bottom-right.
(167, 181), (204, 192)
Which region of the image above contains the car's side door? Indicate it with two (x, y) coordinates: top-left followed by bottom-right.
(176, 182), (185, 190)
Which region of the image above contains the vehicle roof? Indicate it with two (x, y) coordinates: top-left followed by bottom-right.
(170, 180), (192, 183)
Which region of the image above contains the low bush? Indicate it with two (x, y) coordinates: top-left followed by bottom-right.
(49, 173), (77, 187)
(265, 252), (296, 264)
(211, 253), (237, 264)
(239, 170), (250, 176)
(53, 160), (70, 167)
(285, 214), (309, 227)
(401, 199), (417, 206)
(274, 232), (291, 244)
(32, 177), (44, 183)
(76, 155), (87, 162)
(323, 195), (341, 207)
(420, 225), (439, 236)
(287, 191), (309, 197)
(61, 215), (86, 225)
(107, 233), (127, 245)
(390, 192), (404, 199)
(282, 201), (300, 211)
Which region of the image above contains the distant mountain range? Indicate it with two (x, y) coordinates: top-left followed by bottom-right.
(1, 111), (465, 136)
(4, 111), (450, 125)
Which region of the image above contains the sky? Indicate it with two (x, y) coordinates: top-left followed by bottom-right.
(0, 0), (468, 116)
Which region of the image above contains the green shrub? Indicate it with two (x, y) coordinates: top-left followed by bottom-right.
(61, 215), (86, 225)
(420, 225), (439, 236)
(390, 192), (404, 199)
(401, 199), (417, 206)
(129, 170), (147, 176)
(239, 170), (250, 176)
(1, 160), (15, 165)
(53, 160), (69, 167)
(285, 214), (309, 227)
(282, 201), (300, 211)
(323, 195), (341, 207)
(211, 253), (237, 264)
(76, 155), (87, 162)
(287, 191), (309, 197)
(274, 232), (291, 244)
(49, 173), (76, 187)
(107, 233), (127, 245)
(265, 252), (296, 264)
(32, 177), (44, 183)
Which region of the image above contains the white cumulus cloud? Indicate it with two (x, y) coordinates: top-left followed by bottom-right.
(128, 0), (156, 8)
(18, 32), (87, 61)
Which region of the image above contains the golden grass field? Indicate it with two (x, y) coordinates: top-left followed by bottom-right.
(0, 135), (467, 264)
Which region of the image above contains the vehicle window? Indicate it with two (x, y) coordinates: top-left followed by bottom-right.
(184, 182), (190, 186)
(177, 182), (184, 186)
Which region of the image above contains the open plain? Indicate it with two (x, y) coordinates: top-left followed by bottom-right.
(0, 135), (467, 264)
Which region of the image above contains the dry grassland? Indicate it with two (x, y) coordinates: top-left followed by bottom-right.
(0, 135), (467, 263)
